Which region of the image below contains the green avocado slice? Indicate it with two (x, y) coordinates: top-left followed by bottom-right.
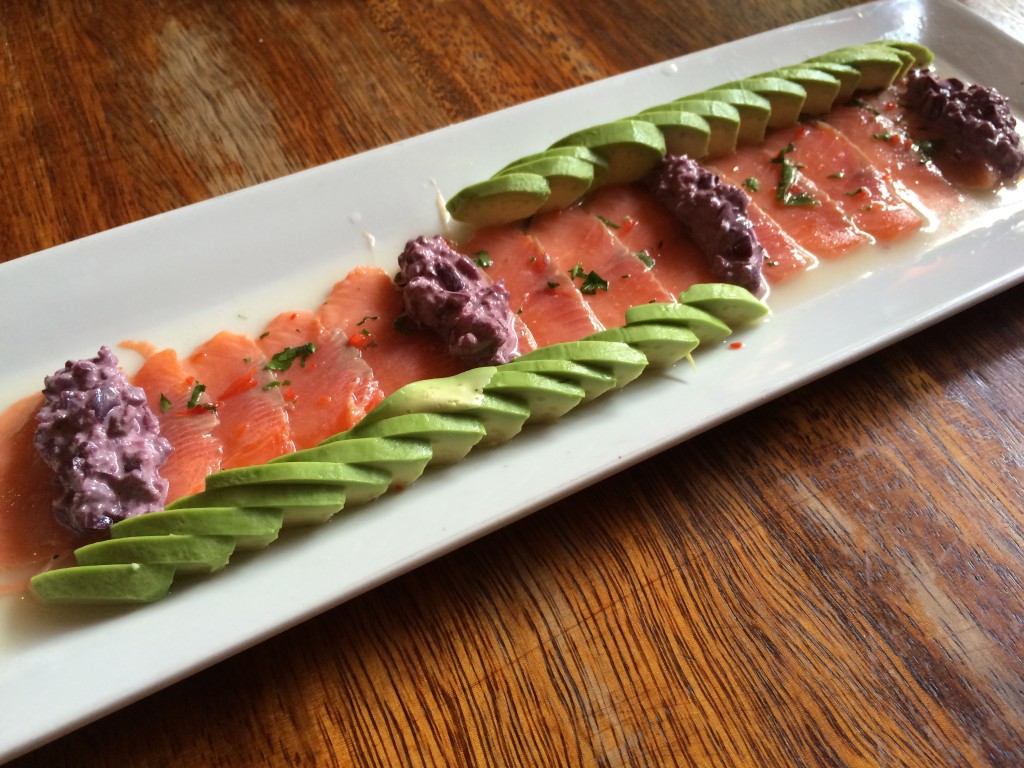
(515, 340), (649, 388)
(585, 324), (700, 368)
(722, 77), (807, 128)
(682, 89), (772, 145)
(671, 100), (741, 158)
(633, 109), (711, 159)
(500, 358), (618, 401)
(495, 156), (595, 212)
(624, 302), (732, 345)
(678, 283), (770, 327)
(446, 173), (550, 227)
(73, 534), (235, 575)
(343, 412), (487, 465)
(803, 61), (862, 103)
(167, 484), (347, 527)
(110, 507), (283, 550)
(273, 437), (434, 487)
(483, 369), (586, 424)
(30, 563), (177, 605)
(766, 67), (842, 115)
(808, 45), (905, 91)
(552, 120), (667, 186)
(204, 462), (391, 506)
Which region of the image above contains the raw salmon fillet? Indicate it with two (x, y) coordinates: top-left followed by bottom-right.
(317, 266), (466, 395)
(825, 99), (968, 220)
(459, 225), (605, 348)
(131, 348), (224, 503)
(760, 122), (925, 243)
(187, 331), (294, 468)
(0, 393), (79, 593)
(712, 146), (872, 259)
(257, 310), (384, 449)
(528, 207), (676, 328)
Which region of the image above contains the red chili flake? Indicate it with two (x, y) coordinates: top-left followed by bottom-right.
(618, 216), (638, 236)
(348, 331), (374, 350)
(729, 341), (744, 350)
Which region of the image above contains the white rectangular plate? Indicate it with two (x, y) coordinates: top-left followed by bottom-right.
(2, 0), (1023, 760)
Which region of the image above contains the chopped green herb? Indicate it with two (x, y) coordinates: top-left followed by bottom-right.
(846, 98), (880, 116)
(568, 262), (586, 280)
(827, 171), (845, 179)
(473, 250), (492, 268)
(636, 250), (655, 270)
(915, 139), (938, 162)
(579, 270), (609, 295)
(845, 187), (866, 196)
(263, 381), (282, 390)
(596, 215), (620, 229)
(265, 342), (316, 372)
(356, 315), (379, 326)
(770, 143), (819, 207)
(872, 131), (894, 142)
(742, 177), (761, 192)
(547, 281), (560, 289)
(159, 394), (172, 413)
(186, 383), (216, 412)
(258, 331), (270, 339)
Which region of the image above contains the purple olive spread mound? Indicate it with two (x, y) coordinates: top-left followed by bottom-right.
(902, 69), (1024, 189)
(396, 235), (520, 366)
(34, 346), (172, 534)
(649, 155), (768, 297)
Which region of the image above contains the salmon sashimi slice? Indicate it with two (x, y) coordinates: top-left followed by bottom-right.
(712, 146), (872, 259)
(744, 201), (818, 284)
(528, 207), (676, 329)
(257, 310), (384, 449)
(0, 393), (80, 593)
(459, 225), (605, 348)
(825, 100), (970, 222)
(759, 122), (925, 243)
(187, 331), (295, 469)
(579, 183), (717, 297)
(131, 347), (224, 503)
(317, 266), (466, 396)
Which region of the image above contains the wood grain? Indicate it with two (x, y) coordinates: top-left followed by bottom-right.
(2, 1), (1023, 766)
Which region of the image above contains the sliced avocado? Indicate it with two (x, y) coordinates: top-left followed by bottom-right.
(879, 45), (916, 80)
(585, 324), (700, 368)
(359, 367), (494, 426)
(273, 436), (434, 487)
(499, 145), (608, 173)
(681, 89), (771, 145)
(500, 358), (618, 401)
(483, 369), (586, 424)
(678, 283), (770, 327)
(766, 67), (842, 115)
(552, 120), (667, 186)
(167, 484), (347, 527)
(204, 461), (391, 506)
(808, 45), (905, 91)
(345, 412), (486, 465)
(515, 340), (649, 388)
(495, 156), (594, 212)
(724, 77), (807, 128)
(467, 393), (532, 445)
(633, 109), (711, 159)
(624, 301), (732, 345)
(74, 534), (235, 575)
(111, 507), (283, 550)
(446, 173), (550, 227)
(671, 99), (741, 158)
(30, 562), (176, 605)
(805, 61), (862, 103)
(879, 40), (933, 68)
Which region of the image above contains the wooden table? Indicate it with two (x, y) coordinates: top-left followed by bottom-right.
(3, 1), (1023, 765)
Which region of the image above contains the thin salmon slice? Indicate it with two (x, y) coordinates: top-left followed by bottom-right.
(825, 99), (969, 221)
(760, 122), (925, 243)
(744, 202), (818, 284)
(187, 331), (295, 468)
(257, 310), (384, 449)
(132, 347), (224, 503)
(528, 207), (676, 328)
(712, 146), (872, 259)
(0, 393), (80, 593)
(459, 225), (605, 348)
(317, 266), (467, 395)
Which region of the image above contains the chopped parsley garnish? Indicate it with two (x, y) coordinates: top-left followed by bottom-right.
(186, 382), (216, 412)
(827, 171), (845, 179)
(547, 281), (560, 289)
(568, 262), (586, 280)
(356, 315), (379, 326)
(473, 250), (492, 268)
(770, 143), (819, 207)
(265, 342), (316, 372)
(742, 177), (761, 192)
(258, 331), (270, 339)
(845, 187), (866, 196)
(872, 131), (894, 142)
(596, 215), (620, 229)
(159, 394), (172, 413)
(636, 250), (655, 270)
(579, 270), (609, 295)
